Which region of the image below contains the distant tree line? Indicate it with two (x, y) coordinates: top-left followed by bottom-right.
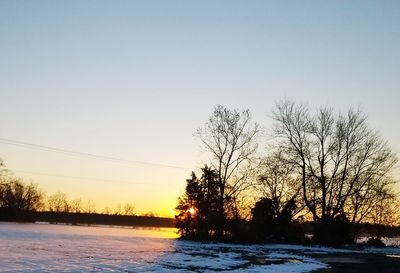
(33, 211), (174, 227)
(46, 191), (136, 216)
(175, 102), (399, 246)
(0, 162), (156, 223)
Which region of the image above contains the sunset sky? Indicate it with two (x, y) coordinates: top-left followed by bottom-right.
(1, 1), (399, 216)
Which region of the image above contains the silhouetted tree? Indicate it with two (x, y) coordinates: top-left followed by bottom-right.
(175, 172), (200, 238)
(249, 152), (305, 242)
(123, 203), (136, 216)
(365, 186), (399, 241)
(256, 151), (303, 218)
(250, 197), (300, 243)
(84, 200), (96, 213)
(102, 207), (112, 215)
(175, 165), (220, 240)
(251, 198), (276, 241)
(272, 101), (397, 245)
(0, 159), (9, 185)
(114, 203), (122, 215)
(347, 175), (397, 227)
(143, 211), (155, 217)
(0, 179), (43, 221)
(47, 192), (70, 212)
(196, 105), (259, 239)
(70, 198), (83, 213)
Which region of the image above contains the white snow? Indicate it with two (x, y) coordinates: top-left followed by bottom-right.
(357, 236), (400, 247)
(0, 222), (398, 272)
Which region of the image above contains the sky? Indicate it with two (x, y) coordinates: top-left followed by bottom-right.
(0, 1), (399, 216)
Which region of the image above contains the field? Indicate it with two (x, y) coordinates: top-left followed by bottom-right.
(1, 222), (400, 272)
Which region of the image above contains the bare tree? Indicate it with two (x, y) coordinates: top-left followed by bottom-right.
(70, 198), (83, 213)
(0, 178), (44, 219)
(0, 159), (12, 186)
(347, 175), (394, 225)
(85, 200), (96, 214)
(0, 159), (6, 185)
(356, 184), (400, 240)
(256, 151), (302, 217)
(368, 186), (398, 226)
(143, 211), (155, 217)
(47, 192), (70, 212)
(123, 203), (136, 216)
(102, 207), (112, 215)
(272, 101), (397, 243)
(114, 203), (122, 215)
(196, 105), (259, 238)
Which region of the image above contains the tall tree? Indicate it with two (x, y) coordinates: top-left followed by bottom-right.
(196, 105), (259, 238)
(272, 100), (397, 244)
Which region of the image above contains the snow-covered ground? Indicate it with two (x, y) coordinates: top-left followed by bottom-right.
(0, 222), (398, 273)
(357, 236), (400, 247)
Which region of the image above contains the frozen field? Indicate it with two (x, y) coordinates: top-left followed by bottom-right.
(0, 222), (399, 273)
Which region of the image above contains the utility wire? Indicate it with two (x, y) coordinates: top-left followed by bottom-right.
(10, 169), (160, 186)
(0, 137), (190, 170)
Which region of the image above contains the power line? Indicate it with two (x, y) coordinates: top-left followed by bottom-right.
(10, 169), (160, 186)
(0, 137), (190, 170)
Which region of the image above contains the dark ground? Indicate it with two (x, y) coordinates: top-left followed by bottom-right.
(313, 252), (400, 273)
(11, 211), (175, 227)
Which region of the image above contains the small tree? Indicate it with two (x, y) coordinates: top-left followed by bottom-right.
(102, 207), (112, 215)
(70, 198), (83, 213)
(114, 203), (122, 215)
(123, 203), (136, 216)
(47, 192), (70, 212)
(85, 200), (96, 214)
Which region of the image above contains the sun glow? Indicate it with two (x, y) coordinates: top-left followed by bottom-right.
(188, 207), (196, 215)
(169, 208), (176, 217)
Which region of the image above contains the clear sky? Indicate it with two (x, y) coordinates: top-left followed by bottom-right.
(1, 1), (399, 216)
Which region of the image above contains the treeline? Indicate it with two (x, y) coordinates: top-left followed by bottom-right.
(0, 162), (163, 225)
(33, 211), (174, 227)
(45, 192), (137, 216)
(175, 102), (399, 246)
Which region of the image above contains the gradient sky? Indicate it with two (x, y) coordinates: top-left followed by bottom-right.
(1, 1), (399, 216)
